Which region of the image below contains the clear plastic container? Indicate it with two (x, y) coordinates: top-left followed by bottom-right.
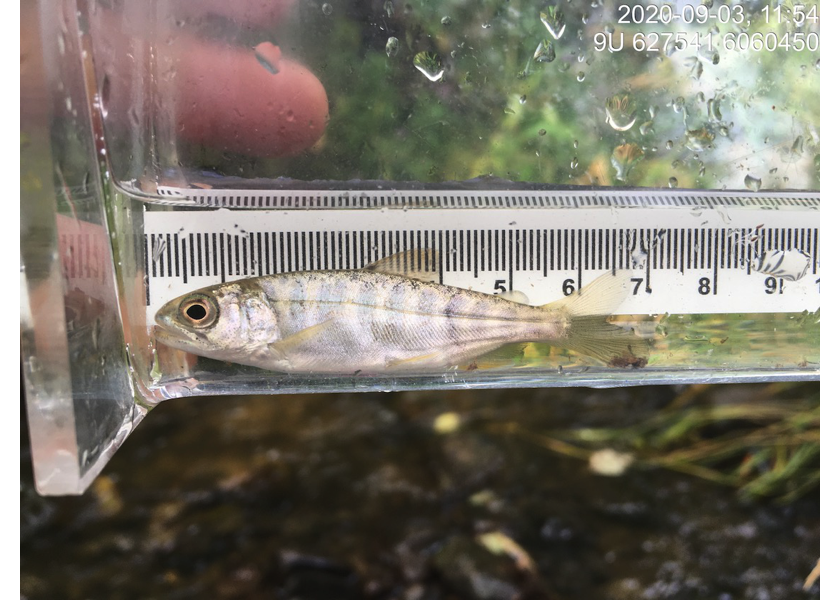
(21, 0), (820, 494)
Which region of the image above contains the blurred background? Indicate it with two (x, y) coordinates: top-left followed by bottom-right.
(21, 383), (819, 598)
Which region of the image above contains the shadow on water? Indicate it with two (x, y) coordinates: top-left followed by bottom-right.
(21, 384), (819, 599)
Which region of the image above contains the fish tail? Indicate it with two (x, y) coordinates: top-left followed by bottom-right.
(560, 315), (650, 366)
(542, 270), (650, 366)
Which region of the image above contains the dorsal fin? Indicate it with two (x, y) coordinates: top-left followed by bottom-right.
(364, 249), (439, 283)
(541, 271), (632, 316)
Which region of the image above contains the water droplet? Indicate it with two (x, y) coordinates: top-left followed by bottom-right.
(540, 5), (566, 40)
(519, 95), (527, 104)
(665, 140), (674, 150)
(685, 126), (716, 151)
(385, 37), (400, 58)
(752, 248), (810, 281)
(576, 71), (585, 82)
(605, 94), (637, 131)
(668, 177), (678, 188)
(321, 3), (333, 16)
(482, 22), (491, 29)
(699, 47), (720, 65)
(649, 106), (658, 119)
(706, 95), (724, 122)
(573, 139), (579, 149)
(744, 174), (761, 191)
(254, 41), (282, 75)
(441, 15), (452, 26)
(639, 121), (654, 135)
(673, 96), (685, 113)
(99, 76), (110, 119)
(384, 0), (394, 17)
(504, 107), (516, 115)
(791, 135), (805, 156)
(571, 157), (579, 169)
(413, 52), (444, 82)
(631, 248), (648, 268)
(611, 143), (644, 182)
(533, 40), (556, 63)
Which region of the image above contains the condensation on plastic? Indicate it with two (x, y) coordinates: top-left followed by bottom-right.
(21, 1), (142, 495)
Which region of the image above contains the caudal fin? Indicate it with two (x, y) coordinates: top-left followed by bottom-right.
(561, 316), (650, 366)
(543, 271), (650, 366)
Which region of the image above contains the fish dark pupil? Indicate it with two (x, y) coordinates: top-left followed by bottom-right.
(186, 303), (207, 321)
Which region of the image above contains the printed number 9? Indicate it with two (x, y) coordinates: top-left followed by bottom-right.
(765, 277), (784, 295)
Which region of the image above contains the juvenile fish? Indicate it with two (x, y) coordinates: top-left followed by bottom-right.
(154, 254), (646, 373)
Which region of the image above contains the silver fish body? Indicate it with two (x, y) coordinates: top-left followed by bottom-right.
(154, 268), (644, 373)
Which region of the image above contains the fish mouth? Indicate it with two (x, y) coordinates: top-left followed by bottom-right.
(153, 324), (193, 350)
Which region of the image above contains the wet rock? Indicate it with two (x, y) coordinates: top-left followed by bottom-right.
(394, 528), (440, 582)
(594, 500), (653, 524)
(277, 551), (362, 598)
(539, 517), (575, 542)
(436, 434), (505, 492)
(432, 536), (527, 600)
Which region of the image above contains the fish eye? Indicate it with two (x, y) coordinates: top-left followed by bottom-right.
(178, 295), (218, 328)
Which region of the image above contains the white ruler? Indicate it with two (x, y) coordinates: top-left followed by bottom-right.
(142, 190), (819, 325)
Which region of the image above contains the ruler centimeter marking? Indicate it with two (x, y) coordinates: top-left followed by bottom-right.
(142, 191), (819, 324)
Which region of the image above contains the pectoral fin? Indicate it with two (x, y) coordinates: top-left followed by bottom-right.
(266, 319), (335, 361)
(364, 249), (439, 283)
(386, 351), (446, 370)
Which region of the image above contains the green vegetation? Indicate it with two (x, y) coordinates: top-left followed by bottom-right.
(508, 382), (819, 503)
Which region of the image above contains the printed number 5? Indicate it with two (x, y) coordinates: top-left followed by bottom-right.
(494, 279), (507, 293)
